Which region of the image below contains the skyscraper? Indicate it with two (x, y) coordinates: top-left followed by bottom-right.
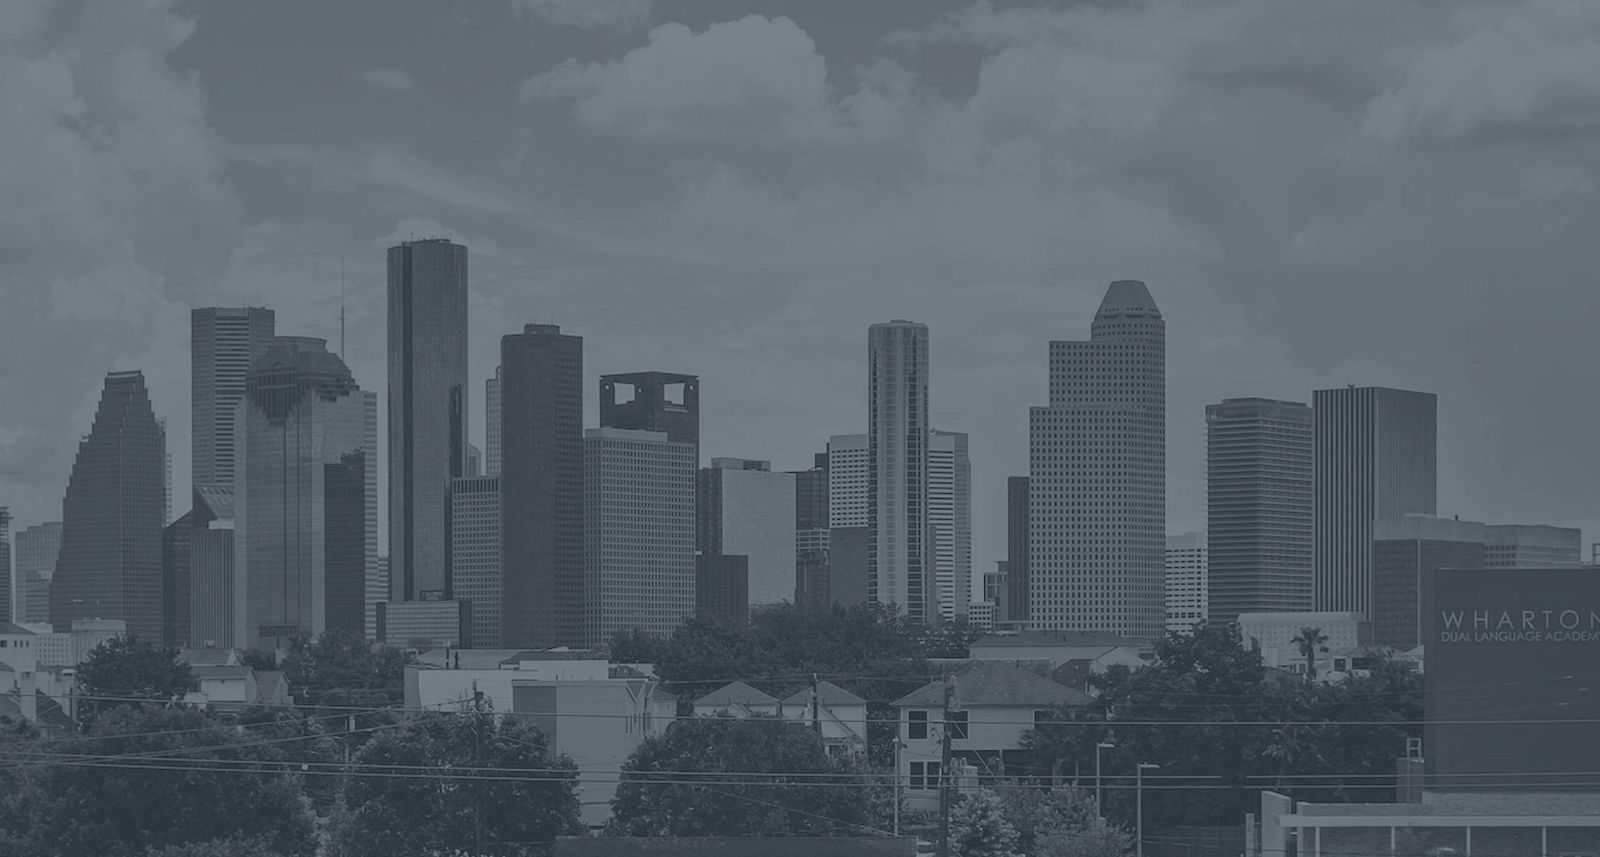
(188, 486), (235, 649)
(191, 307), (276, 491)
(1028, 281), (1166, 638)
(1484, 524), (1583, 568)
(162, 510), (192, 649)
(1006, 477), (1029, 624)
(1373, 515), (1484, 650)
(15, 522), (61, 626)
(599, 372), (699, 455)
(1164, 532), (1208, 635)
(236, 337), (377, 651)
(0, 508), (10, 623)
(451, 476), (501, 649)
(929, 430), (971, 623)
(1312, 386), (1436, 619)
(791, 452), (830, 612)
(698, 458), (796, 607)
(500, 324), (584, 648)
(1205, 397), (1314, 623)
(583, 428), (696, 647)
(387, 238), (469, 604)
(51, 371), (167, 639)
(868, 321), (930, 622)
(827, 433), (870, 608)
(485, 365), (502, 477)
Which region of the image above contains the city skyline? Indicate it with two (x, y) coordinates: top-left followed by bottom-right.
(3, 0), (1599, 597)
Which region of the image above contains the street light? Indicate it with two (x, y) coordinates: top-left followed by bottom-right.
(1095, 742), (1116, 815)
(1136, 763), (1160, 857)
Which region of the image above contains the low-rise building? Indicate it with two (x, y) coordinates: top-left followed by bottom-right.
(893, 661), (1092, 811)
(1236, 611), (1371, 674)
(778, 681), (868, 756)
(693, 681), (780, 718)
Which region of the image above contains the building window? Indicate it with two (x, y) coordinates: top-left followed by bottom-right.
(908, 710), (929, 740)
(909, 761), (942, 791)
(948, 710), (969, 740)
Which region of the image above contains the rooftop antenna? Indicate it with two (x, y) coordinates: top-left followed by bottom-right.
(339, 254), (347, 360)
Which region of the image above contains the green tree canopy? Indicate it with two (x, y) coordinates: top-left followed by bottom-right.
(5, 707), (317, 857)
(75, 635), (195, 725)
(949, 788), (1022, 857)
(331, 712), (582, 857)
(609, 715), (891, 838)
(279, 628), (407, 708)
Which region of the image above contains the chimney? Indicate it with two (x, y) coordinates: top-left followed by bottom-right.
(19, 671), (37, 724)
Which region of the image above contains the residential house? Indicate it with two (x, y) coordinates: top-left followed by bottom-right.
(778, 680), (868, 756)
(0, 668), (74, 736)
(693, 681), (781, 718)
(894, 660), (1093, 810)
(0, 622), (39, 674)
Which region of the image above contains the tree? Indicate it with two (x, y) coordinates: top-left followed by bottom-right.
(1291, 627), (1329, 681)
(279, 628), (407, 708)
(609, 715), (890, 838)
(240, 649), (278, 671)
(996, 785), (1102, 857)
(8, 707), (318, 857)
(331, 712), (582, 857)
(1035, 816), (1135, 857)
(949, 788), (1021, 857)
(75, 635), (195, 725)
(146, 838), (287, 857)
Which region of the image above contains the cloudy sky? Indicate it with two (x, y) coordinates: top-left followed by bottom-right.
(2, 0), (1598, 573)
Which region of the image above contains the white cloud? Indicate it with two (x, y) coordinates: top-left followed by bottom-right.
(510, 0), (650, 31)
(1361, 0), (1600, 144)
(357, 67), (415, 92)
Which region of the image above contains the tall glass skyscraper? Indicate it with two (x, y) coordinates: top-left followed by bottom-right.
(868, 321), (930, 623)
(1028, 281), (1166, 638)
(15, 521), (62, 625)
(51, 371), (167, 639)
(1312, 385), (1436, 619)
(1205, 397), (1313, 622)
(929, 430), (971, 622)
(500, 324), (584, 648)
(387, 239), (468, 603)
(236, 337), (377, 651)
(485, 365), (502, 478)
(191, 307), (276, 491)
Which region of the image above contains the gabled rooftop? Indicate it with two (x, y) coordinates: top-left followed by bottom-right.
(894, 661), (1094, 709)
(695, 680), (780, 709)
(780, 681), (865, 708)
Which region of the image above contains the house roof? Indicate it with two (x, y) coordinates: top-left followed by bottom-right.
(179, 648), (239, 666)
(0, 690), (74, 732)
(971, 630), (1148, 650)
(193, 665), (252, 680)
(255, 671), (285, 703)
(781, 680), (865, 707)
(695, 680), (779, 708)
(894, 661), (1094, 709)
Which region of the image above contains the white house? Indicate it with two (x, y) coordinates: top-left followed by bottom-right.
(0, 622), (39, 675)
(693, 681), (781, 718)
(894, 660), (1093, 810)
(778, 681), (868, 756)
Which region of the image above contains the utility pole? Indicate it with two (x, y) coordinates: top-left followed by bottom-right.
(473, 686), (487, 857)
(938, 675), (955, 857)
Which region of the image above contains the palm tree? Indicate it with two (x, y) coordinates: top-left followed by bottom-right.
(1291, 626), (1329, 681)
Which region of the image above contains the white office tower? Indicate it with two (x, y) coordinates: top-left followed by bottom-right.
(1164, 532), (1208, 635)
(583, 428), (696, 647)
(698, 459), (797, 606)
(1028, 281), (1166, 639)
(868, 321), (931, 623)
(929, 430), (971, 623)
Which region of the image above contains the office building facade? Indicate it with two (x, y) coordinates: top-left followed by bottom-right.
(387, 238), (469, 604)
(188, 486), (235, 649)
(827, 434), (871, 609)
(236, 338), (377, 651)
(1205, 397), (1314, 622)
(451, 476), (501, 649)
(1028, 281), (1166, 638)
(500, 324), (585, 648)
(868, 321), (930, 622)
(583, 428), (696, 647)
(51, 371), (167, 639)
(698, 458), (796, 607)
(15, 522), (61, 626)
(191, 307), (276, 491)
(1312, 386), (1437, 618)
(1373, 515), (1486, 650)
(791, 453), (830, 611)
(1164, 532), (1208, 635)
(485, 365), (502, 477)
(1006, 477), (1030, 625)
(1485, 524), (1582, 568)
(599, 372), (700, 454)
(929, 430), (971, 622)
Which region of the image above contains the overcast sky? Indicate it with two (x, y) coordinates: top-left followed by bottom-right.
(2, 0), (1598, 574)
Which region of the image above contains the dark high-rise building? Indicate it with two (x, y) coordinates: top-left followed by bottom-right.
(51, 371), (167, 639)
(1006, 476), (1029, 624)
(599, 372), (700, 455)
(791, 452), (830, 613)
(1205, 397), (1314, 623)
(1312, 386), (1436, 618)
(1373, 516), (1485, 650)
(698, 459), (795, 607)
(868, 320), (930, 622)
(1029, 281), (1166, 638)
(191, 307), (276, 492)
(188, 486), (235, 649)
(500, 324), (584, 648)
(0, 508), (10, 624)
(485, 366), (502, 478)
(387, 238), (469, 604)
(15, 522), (61, 625)
(162, 511), (193, 649)
(236, 338), (376, 651)
(696, 554), (750, 625)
